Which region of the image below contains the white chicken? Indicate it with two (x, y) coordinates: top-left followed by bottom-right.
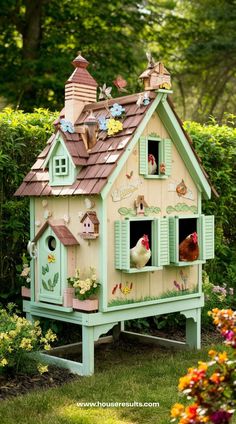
(148, 154), (157, 174)
(130, 234), (151, 268)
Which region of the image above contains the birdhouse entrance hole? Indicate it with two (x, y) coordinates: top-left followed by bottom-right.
(148, 139), (160, 175)
(47, 236), (57, 251)
(130, 220), (152, 266)
(179, 218), (197, 244)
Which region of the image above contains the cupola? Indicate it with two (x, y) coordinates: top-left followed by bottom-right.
(65, 53), (98, 123)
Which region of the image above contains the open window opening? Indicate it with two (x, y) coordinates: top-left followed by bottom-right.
(179, 218), (197, 244)
(148, 139), (160, 175)
(130, 220), (152, 266)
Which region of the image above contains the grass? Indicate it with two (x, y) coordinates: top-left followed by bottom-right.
(0, 340), (235, 424)
(108, 287), (198, 307)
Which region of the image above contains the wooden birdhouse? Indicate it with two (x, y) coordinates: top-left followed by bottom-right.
(135, 195), (148, 215)
(15, 52), (216, 376)
(80, 211), (99, 238)
(139, 61), (171, 91)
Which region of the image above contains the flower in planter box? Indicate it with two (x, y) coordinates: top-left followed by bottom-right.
(67, 267), (100, 301)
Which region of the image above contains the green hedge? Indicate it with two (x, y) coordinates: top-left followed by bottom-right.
(0, 108), (57, 301)
(184, 119), (236, 288)
(0, 109), (235, 303)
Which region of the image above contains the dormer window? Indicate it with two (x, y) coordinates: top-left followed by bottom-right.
(53, 156), (68, 176)
(139, 135), (172, 178)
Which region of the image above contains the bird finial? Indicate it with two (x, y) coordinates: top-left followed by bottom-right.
(146, 51), (155, 69)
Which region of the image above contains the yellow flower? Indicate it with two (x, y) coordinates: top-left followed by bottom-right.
(0, 358), (8, 367)
(20, 337), (33, 351)
(218, 351), (228, 364)
(178, 375), (191, 391)
(208, 349), (216, 357)
(171, 403), (185, 418)
(37, 364), (48, 374)
(44, 344), (51, 351)
(107, 118), (123, 136)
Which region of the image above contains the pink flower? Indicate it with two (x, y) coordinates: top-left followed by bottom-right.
(210, 410), (232, 424)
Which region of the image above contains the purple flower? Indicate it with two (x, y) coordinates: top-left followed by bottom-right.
(173, 280), (181, 291)
(210, 410), (232, 424)
(224, 330), (234, 341)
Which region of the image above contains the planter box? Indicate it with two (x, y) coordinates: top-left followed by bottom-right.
(63, 288), (75, 308)
(21, 286), (31, 298)
(72, 298), (98, 312)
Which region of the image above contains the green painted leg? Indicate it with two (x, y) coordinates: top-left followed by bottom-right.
(82, 326), (95, 376)
(185, 308), (201, 349)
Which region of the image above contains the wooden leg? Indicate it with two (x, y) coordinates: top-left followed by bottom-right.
(185, 308), (201, 349)
(82, 326), (95, 376)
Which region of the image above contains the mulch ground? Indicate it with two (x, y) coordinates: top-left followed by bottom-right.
(0, 366), (76, 401)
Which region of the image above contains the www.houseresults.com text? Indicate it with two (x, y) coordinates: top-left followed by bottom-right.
(77, 401), (160, 408)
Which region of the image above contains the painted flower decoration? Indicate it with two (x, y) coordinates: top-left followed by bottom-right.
(60, 119), (75, 134)
(107, 118), (123, 136)
(98, 116), (108, 131)
(110, 103), (125, 117)
(48, 254), (55, 263)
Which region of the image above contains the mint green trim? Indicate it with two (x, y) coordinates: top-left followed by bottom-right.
(157, 100), (211, 199)
(31, 301), (72, 312)
(101, 92), (164, 199)
(30, 198), (35, 302)
(166, 260), (206, 267)
(99, 197), (107, 311)
(24, 294), (203, 326)
(122, 266), (162, 273)
(43, 132), (74, 170)
(198, 189), (202, 214)
(144, 175), (168, 180)
(183, 308), (201, 349)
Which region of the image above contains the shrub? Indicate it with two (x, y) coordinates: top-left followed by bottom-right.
(0, 108), (57, 303)
(170, 308), (236, 424)
(0, 304), (57, 374)
(184, 119), (236, 290)
(202, 272), (235, 329)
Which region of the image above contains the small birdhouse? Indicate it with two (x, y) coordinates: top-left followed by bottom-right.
(135, 195), (148, 215)
(139, 62), (171, 91)
(80, 211), (100, 239)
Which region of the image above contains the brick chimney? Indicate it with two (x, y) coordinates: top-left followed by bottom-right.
(65, 54), (98, 123)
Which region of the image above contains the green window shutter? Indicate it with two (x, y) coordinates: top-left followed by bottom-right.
(151, 220), (159, 266)
(200, 215), (215, 260)
(139, 136), (148, 175)
(159, 218), (169, 265)
(169, 217), (178, 263)
(163, 139), (172, 176)
(114, 220), (130, 270)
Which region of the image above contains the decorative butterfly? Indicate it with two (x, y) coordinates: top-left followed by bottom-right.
(99, 83), (112, 100)
(48, 254), (56, 263)
(113, 75), (128, 92)
(60, 119), (75, 134)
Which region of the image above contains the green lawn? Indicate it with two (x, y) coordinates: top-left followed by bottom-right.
(0, 341), (235, 424)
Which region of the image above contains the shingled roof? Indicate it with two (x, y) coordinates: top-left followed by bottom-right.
(15, 91), (156, 197)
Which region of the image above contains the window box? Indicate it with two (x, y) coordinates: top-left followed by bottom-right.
(139, 135), (172, 178)
(114, 217), (169, 272)
(168, 214), (214, 266)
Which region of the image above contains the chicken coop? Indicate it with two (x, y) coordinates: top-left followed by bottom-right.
(15, 54), (215, 375)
